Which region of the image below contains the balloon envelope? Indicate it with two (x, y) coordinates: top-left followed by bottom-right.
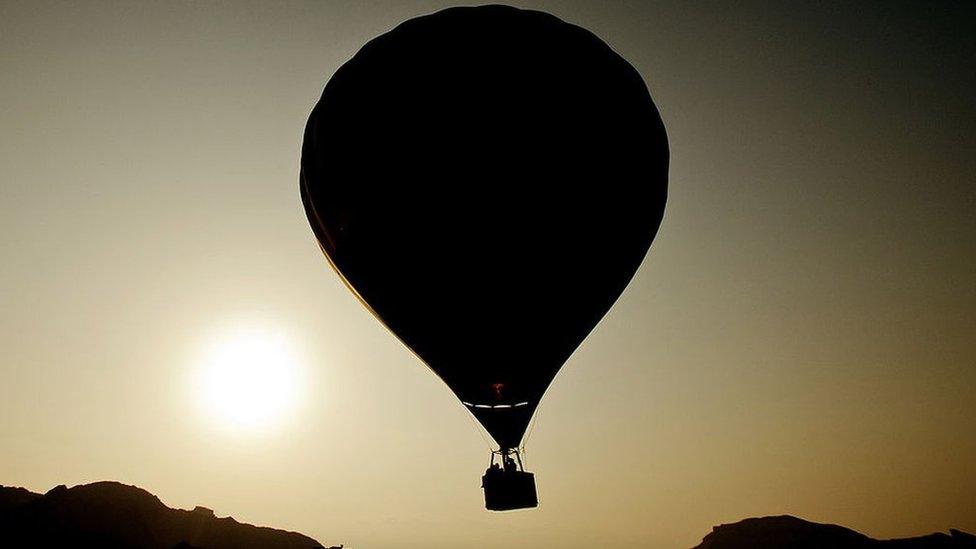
(301, 5), (668, 449)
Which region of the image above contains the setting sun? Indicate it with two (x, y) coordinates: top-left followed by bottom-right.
(195, 330), (302, 433)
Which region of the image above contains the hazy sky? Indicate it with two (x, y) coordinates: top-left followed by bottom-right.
(1, 2), (974, 548)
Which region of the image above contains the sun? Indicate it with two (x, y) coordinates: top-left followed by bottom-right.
(196, 329), (302, 433)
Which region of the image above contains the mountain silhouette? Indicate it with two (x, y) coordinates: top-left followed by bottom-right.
(693, 515), (976, 549)
(0, 481), (332, 549)
(6, 484), (971, 548)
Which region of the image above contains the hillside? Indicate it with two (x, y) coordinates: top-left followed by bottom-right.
(0, 482), (330, 549)
(693, 515), (976, 549)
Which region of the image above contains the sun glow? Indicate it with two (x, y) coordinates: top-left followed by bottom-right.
(196, 329), (302, 433)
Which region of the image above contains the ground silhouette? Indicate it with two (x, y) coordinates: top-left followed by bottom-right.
(693, 515), (976, 549)
(0, 481), (331, 548)
(6, 483), (971, 548)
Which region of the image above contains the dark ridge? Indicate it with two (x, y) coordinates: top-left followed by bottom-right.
(0, 485), (42, 513)
(0, 482), (334, 549)
(693, 515), (976, 549)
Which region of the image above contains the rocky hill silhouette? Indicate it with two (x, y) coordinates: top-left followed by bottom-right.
(0, 481), (331, 549)
(693, 515), (976, 549)
(6, 484), (971, 549)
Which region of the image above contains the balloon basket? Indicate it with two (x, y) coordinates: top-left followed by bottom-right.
(482, 449), (538, 511)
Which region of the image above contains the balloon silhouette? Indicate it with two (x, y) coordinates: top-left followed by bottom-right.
(301, 5), (668, 505)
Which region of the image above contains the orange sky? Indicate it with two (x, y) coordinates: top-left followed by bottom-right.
(1, 2), (974, 548)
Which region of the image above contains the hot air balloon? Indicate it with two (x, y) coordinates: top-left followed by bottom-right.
(301, 5), (668, 511)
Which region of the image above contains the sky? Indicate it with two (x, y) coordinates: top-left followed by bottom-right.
(1, 1), (974, 548)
